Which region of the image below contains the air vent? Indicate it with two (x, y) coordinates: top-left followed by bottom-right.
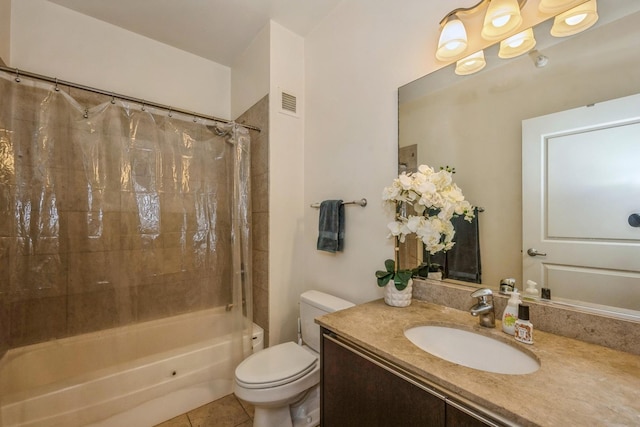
(280, 90), (299, 116)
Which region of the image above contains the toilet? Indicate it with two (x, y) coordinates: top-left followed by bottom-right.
(234, 290), (354, 427)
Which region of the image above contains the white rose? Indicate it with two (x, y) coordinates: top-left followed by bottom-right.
(398, 173), (413, 190)
(429, 170), (452, 189)
(418, 164), (434, 175)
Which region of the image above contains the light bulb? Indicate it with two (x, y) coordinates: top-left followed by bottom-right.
(565, 13), (587, 26)
(499, 28), (536, 59)
(492, 15), (511, 28)
(508, 39), (525, 48)
(445, 40), (463, 51)
(455, 50), (486, 75)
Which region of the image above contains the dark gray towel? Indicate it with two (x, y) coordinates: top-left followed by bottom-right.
(446, 208), (481, 283)
(423, 208), (481, 283)
(317, 200), (344, 253)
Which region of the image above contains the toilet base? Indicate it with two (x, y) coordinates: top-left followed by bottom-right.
(242, 385), (320, 427)
(253, 405), (293, 427)
(290, 385), (320, 427)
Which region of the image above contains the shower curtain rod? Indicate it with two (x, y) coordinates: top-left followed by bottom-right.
(0, 66), (261, 132)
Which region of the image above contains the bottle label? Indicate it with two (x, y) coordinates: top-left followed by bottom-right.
(503, 313), (517, 327)
(515, 323), (533, 344)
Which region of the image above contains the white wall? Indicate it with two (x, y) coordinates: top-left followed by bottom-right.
(230, 20), (306, 346)
(0, 0), (10, 64)
(231, 24), (270, 120)
(268, 22), (305, 345)
(6, 0), (475, 343)
(303, 0), (450, 304)
(10, 0), (230, 119)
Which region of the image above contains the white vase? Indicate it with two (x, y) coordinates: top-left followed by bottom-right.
(384, 278), (413, 307)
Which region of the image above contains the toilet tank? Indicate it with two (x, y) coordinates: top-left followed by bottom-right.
(300, 290), (354, 353)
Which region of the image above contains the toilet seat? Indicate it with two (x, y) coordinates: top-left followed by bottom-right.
(235, 342), (318, 389)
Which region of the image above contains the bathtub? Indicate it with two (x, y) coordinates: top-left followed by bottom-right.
(0, 308), (263, 427)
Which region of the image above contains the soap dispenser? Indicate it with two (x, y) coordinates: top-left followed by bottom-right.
(523, 280), (540, 301)
(501, 289), (521, 335)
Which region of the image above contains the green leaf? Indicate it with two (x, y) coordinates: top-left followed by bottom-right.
(384, 259), (395, 273)
(391, 270), (412, 290)
(375, 270), (391, 279)
(393, 277), (407, 291)
(377, 274), (392, 287)
(375, 268), (393, 287)
(397, 270), (412, 282)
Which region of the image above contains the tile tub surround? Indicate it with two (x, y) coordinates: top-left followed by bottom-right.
(412, 278), (640, 355)
(0, 80), (243, 351)
(316, 299), (640, 426)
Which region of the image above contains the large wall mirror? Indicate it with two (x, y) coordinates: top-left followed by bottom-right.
(398, 0), (640, 319)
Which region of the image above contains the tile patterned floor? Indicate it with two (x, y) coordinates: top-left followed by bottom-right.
(154, 394), (253, 427)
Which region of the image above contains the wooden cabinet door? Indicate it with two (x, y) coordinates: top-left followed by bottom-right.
(321, 332), (446, 427)
(446, 401), (496, 427)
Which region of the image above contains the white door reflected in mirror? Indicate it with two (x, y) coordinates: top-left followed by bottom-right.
(522, 93), (640, 317)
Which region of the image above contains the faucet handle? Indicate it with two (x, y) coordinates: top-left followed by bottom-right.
(470, 288), (493, 299)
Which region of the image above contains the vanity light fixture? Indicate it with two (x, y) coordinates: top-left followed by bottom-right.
(436, 0), (527, 62)
(455, 50), (487, 75)
(436, 0), (598, 76)
(498, 27), (536, 58)
(550, 0), (598, 37)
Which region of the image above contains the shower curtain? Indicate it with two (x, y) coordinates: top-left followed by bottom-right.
(0, 69), (252, 367)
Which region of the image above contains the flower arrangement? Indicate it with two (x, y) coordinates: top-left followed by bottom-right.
(376, 165), (475, 290)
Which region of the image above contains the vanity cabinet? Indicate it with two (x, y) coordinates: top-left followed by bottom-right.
(321, 329), (504, 427)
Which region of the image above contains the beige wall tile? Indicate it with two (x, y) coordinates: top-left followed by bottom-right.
(10, 295), (67, 347)
(2, 82), (261, 351)
(67, 288), (122, 335)
(0, 299), (9, 358)
(67, 250), (120, 294)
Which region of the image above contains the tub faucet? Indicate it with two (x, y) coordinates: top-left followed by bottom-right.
(469, 288), (495, 328)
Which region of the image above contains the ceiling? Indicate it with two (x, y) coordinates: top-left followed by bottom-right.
(47, 0), (345, 66)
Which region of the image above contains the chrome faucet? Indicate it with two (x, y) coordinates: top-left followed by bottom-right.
(469, 288), (495, 328)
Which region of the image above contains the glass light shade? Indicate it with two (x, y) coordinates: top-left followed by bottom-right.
(455, 50), (487, 75)
(538, 0), (580, 15)
(481, 0), (523, 41)
(436, 17), (468, 61)
(550, 0), (598, 37)
(499, 28), (536, 58)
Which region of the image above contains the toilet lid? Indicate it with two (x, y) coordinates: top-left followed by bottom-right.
(235, 342), (318, 389)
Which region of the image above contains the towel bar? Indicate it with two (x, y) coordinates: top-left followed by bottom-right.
(311, 198), (367, 208)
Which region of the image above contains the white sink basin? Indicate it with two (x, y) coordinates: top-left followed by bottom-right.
(404, 325), (540, 375)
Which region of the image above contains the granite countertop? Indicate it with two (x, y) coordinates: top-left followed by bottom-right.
(316, 299), (640, 427)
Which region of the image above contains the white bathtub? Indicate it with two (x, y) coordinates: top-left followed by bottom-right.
(0, 308), (262, 427)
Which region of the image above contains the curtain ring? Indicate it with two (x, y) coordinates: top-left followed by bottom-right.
(168, 108), (172, 118)
(193, 115), (197, 123)
(111, 93), (116, 104)
(141, 102), (146, 112)
(54, 78), (60, 92)
(83, 108), (89, 119)
(14, 69), (20, 83)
